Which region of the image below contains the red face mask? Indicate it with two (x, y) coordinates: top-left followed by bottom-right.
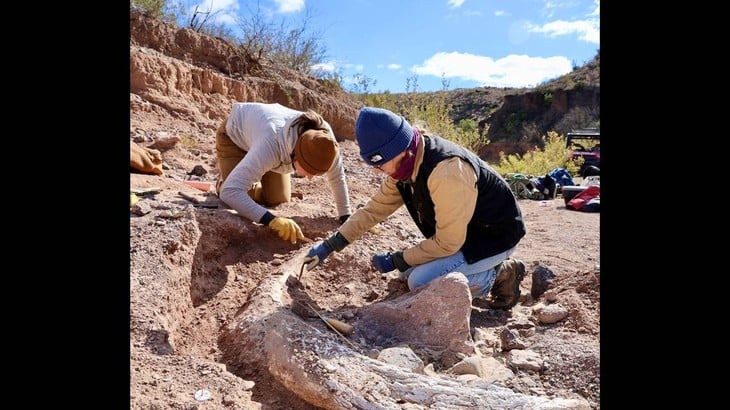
(389, 129), (420, 181)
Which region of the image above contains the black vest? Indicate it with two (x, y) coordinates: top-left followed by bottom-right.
(396, 135), (526, 264)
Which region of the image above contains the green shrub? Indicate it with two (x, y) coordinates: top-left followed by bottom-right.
(543, 92), (553, 106)
(492, 131), (581, 177)
(131, 0), (176, 23)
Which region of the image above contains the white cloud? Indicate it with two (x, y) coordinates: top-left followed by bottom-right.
(494, 10), (507, 17)
(411, 52), (573, 88)
(310, 62), (336, 72)
(310, 61), (363, 74)
(590, 0), (600, 16)
(447, 0), (466, 8)
(272, 0), (304, 13)
(541, 0), (561, 18)
(387, 64), (402, 70)
(343, 63), (364, 71)
(196, 0), (238, 12)
(528, 0), (600, 45)
(528, 19), (599, 44)
(186, 0), (239, 26)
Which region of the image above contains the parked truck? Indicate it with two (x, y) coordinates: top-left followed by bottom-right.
(566, 128), (600, 177)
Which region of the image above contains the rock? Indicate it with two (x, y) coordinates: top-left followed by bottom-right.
(500, 328), (528, 351)
(534, 303), (569, 324)
(508, 350), (543, 372)
(377, 347), (424, 373)
(354, 272), (475, 368)
(531, 265), (557, 299)
(188, 165), (208, 176)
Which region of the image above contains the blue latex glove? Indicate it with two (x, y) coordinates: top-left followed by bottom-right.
(371, 252), (396, 273)
(304, 241), (334, 270)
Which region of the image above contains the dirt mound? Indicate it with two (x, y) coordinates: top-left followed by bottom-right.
(130, 138), (599, 409)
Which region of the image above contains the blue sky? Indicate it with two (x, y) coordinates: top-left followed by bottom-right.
(175, 0), (600, 93)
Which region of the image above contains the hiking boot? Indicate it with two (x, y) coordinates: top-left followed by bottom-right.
(488, 258), (526, 310)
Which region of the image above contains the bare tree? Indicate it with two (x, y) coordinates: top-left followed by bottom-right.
(234, 1), (327, 73)
(189, 4), (215, 32)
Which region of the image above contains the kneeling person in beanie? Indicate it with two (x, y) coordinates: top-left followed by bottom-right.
(305, 107), (527, 309)
(216, 102), (352, 244)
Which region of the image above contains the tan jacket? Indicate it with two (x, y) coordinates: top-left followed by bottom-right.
(339, 134), (478, 267)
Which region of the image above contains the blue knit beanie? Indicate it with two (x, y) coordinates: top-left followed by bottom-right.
(355, 107), (414, 166)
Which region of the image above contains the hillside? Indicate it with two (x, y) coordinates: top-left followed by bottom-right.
(130, 8), (600, 410)
(381, 54), (600, 163)
(130, 4), (599, 163)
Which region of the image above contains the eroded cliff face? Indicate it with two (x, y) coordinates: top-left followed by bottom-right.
(129, 8), (362, 142)
(486, 86), (600, 142)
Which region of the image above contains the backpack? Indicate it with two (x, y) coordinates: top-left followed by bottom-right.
(507, 173), (542, 200)
(548, 168), (574, 189)
(530, 174), (556, 199)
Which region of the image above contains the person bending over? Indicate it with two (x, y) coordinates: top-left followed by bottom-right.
(216, 102), (352, 244)
(304, 107), (526, 309)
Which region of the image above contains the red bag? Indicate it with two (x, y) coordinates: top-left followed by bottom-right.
(566, 185), (600, 211)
